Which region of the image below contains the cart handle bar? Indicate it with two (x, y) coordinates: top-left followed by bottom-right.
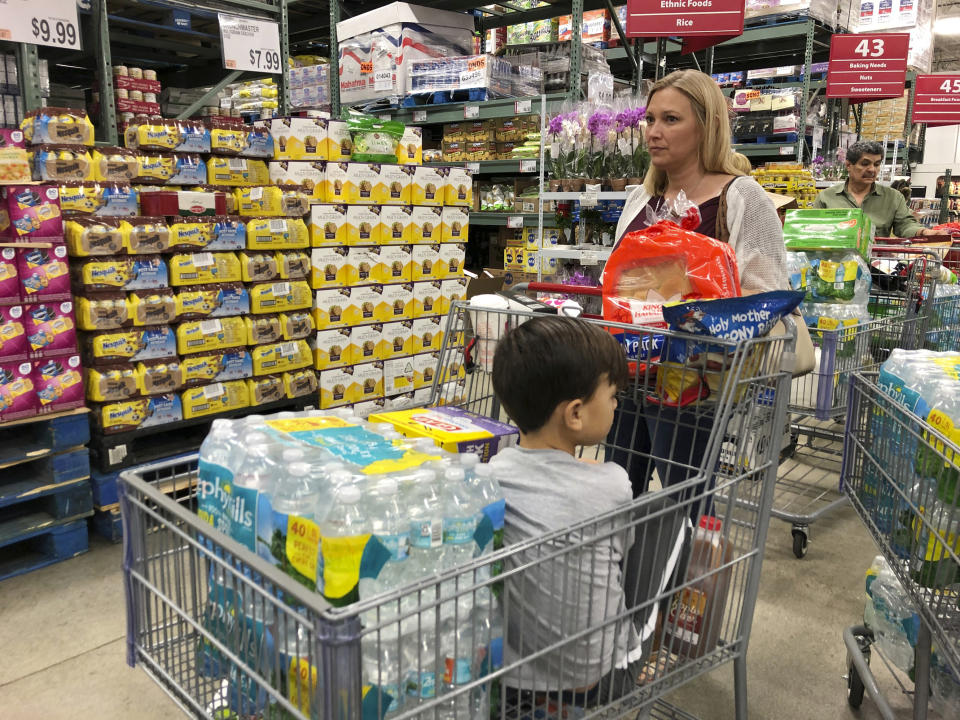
(512, 282), (603, 297)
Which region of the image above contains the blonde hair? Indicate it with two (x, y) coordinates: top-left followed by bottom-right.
(730, 152), (753, 175)
(643, 70), (745, 195)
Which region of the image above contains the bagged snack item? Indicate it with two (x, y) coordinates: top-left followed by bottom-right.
(182, 380), (249, 419)
(244, 124), (274, 158)
(138, 359), (184, 396)
(83, 325), (177, 365)
(127, 288), (178, 326)
(125, 118), (211, 153)
(249, 280), (312, 314)
(32, 145), (94, 182)
(247, 374), (285, 404)
(277, 250), (311, 280)
(85, 364), (139, 402)
(783, 208), (872, 260)
(283, 368), (317, 398)
(177, 316), (246, 355)
(245, 216), (310, 249)
(24, 302), (76, 358)
(168, 252), (242, 285)
(92, 146), (139, 183)
(122, 216), (170, 254)
(602, 219), (741, 368)
(278, 310), (314, 340)
(59, 183), (105, 215)
(73, 254), (167, 292)
(2, 184), (63, 239)
(167, 218), (214, 250)
(21, 108), (95, 146)
(93, 394), (183, 434)
(32, 355), (84, 413)
(0, 306), (28, 362)
(244, 314), (283, 345)
(240, 251), (280, 283)
(208, 117), (247, 156)
(19, 245), (71, 301)
(76, 293), (130, 331)
(174, 283), (250, 320)
(343, 111), (404, 163)
(65, 217), (124, 256)
(180, 349), (253, 386)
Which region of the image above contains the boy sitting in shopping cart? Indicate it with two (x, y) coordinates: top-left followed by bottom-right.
(489, 315), (689, 720)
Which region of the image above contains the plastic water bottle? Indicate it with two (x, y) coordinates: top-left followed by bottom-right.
(442, 467), (481, 570)
(469, 464), (505, 554)
(867, 560), (917, 671)
(199, 421), (236, 492)
(317, 484), (369, 607)
(408, 469), (445, 577)
(364, 620), (406, 719)
(228, 584), (276, 715)
(265, 462), (320, 588)
(234, 443), (274, 494)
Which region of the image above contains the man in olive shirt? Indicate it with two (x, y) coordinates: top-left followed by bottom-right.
(813, 140), (936, 238)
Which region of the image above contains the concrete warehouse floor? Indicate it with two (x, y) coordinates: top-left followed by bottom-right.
(0, 501), (945, 720)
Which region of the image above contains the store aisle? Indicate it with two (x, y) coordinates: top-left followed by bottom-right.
(0, 504), (935, 719)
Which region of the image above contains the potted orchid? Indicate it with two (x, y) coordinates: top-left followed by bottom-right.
(585, 108), (614, 187)
(546, 110), (589, 192)
(615, 104), (648, 186)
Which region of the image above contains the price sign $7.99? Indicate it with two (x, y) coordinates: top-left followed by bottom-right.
(248, 48), (281, 72)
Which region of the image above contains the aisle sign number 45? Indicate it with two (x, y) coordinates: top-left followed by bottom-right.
(0, 0), (81, 50)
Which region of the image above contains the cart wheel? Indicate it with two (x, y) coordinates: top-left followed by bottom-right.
(792, 528), (809, 559)
(847, 663), (866, 708)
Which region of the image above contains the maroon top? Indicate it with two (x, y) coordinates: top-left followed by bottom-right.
(622, 195), (722, 240)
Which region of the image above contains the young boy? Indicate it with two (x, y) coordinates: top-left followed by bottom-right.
(489, 315), (686, 718)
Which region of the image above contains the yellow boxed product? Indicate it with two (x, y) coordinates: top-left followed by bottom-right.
(236, 186), (282, 216)
(283, 368), (317, 398)
(396, 127), (423, 166)
(380, 283), (414, 322)
(313, 287), (356, 329)
(376, 245), (413, 285)
(182, 380), (249, 418)
(352, 361), (384, 402)
(85, 366), (138, 402)
(207, 157), (269, 186)
(312, 327), (353, 369)
(381, 320), (415, 359)
(269, 117), (328, 160)
(444, 167), (472, 207)
(346, 205), (381, 246)
(381, 164), (412, 205)
(319, 366), (356, 408)
(412, 281), (442, 318)
(276, 250), (311, 281)
(325, 120), (353, 162)
(380, 205), (413, 245)
(412, 316), (444, 354)
(349, 163), (384, 205)
(504, 246), (522, 271)
(251, 339), (312, 375)
(350, 285), (383, 325)
(267, 161), (326, 199)
(244, 315), (282, 345)
(176, 316), (246, 355)
(127, 289), (178, 326)
(247, 375), (286, 404)
(76, 295), (129, 331)
(309, 204), (349, 247)
(168, 220), (214, 250)
(440, 206), (469, 243)
(412, 352), (437, 390)
(324, 162), (353, 204)
(383, 356), (415, 395)
(437, 243), (466, 279)
(249, 280), (312, 313)
(311, 247), (352, 289)
(246, 217), (310, 250)
(169, 252), (243, 285)
(278, 310), (314, 340)
(369, 404), (517, 458)
(409, 166), (445, 206)
(412, 245), (441, 281)
(351, 324), (384, 364)
(239, 251), (280, 283)
(347, 247), (379, 287)
(96, 395), (183, 432)
(411, 206), (444, 244)
(440, 277), (468, 315)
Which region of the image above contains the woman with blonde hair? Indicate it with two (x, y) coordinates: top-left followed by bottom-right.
(610, 70), (788, 501)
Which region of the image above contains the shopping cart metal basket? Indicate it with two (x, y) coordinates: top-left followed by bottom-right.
(119, 302), (795, 720)
(840, 372), (960, 719)
(774, 247), (939, 558)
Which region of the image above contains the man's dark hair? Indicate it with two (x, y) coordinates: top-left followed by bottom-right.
(491, 315), (629, 434)
(846, 141), (884, 164)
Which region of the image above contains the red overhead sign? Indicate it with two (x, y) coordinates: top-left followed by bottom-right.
(625, 0), (744, 52)
(912, 75), (960, 126)
(826, 33), (909, 103)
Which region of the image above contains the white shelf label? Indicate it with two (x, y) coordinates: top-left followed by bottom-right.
(1, 0), (81, 50)
(779, 146), (795, 155)
(463, 105), (479, 119)
(200, 319), (222, 336)
(506, 216), (524, 229)
(374, 69), (393, 92)
(581, 191), (599, 207)
(466, 162), (480, 174)
(273, 282), (291, 296)
(515, 99), (532, 114)
(203, 382), (226, 399)
(581, 250), (606, 265)
(413, 110), (428, 123)
(218, 13), (282, 74)
(193, 252), (215, 268)
(519, 160), (537, 173)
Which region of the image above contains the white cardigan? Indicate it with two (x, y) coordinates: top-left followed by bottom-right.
(613, 176), (788, 293)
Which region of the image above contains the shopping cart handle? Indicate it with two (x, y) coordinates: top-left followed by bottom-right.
(512, 282), (603, 297)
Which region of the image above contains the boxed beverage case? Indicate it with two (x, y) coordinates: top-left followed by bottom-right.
(181, 380), (249, 419)
(0, 248), (20, 305)
(93, 394), (183, 434)
(440, 277), (468, 315)
(311, 247), (353, 289)
(370, 404), (518, 460)
(411, 206), (444, 244)
(412, 280), (442, 318)
(346, 205), (381, 246)
(324, 161), (353, 204)
(283, 368), (317, 399)
(18, 245), (71, 302)
(0, 360), (37, 421)
(412, 244), (441, 281)
(310, 204), (350, 247)
(441, 206), (469, 243)
(325, 120), (352, 162)
(319, 366), (356, 408)
(1, 184), (63, 240)
(381, 320), (415, 359)
(313, 287), (357, 329)
(32, 354), (84, 413)
(267, 117), (329, 160)
(0, 305), (28, 362)
(396, 127), (423, 165)
(247, 375), (285, 405)
(380, 282), (414, 321)
(180, 349), (253, 386)
(444, 167), (473, 207)
(352, 361), (384, 402)
(312, 327), (353, 369)
(412, 315), (444, 353)
(375, 245), (413, 284)
(351, 323), (384, 364)
(381, 164), (412, 205)
(380, 205), (413, 245)
(349, 163), (384, 205)
(24, 301), (77, 359)
(409, 165), (446, 206)
(267, 160), (326, 199)
(437, 243), (466, 279)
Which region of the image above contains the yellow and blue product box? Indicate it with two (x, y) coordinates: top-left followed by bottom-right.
(370, 404), (519, 460)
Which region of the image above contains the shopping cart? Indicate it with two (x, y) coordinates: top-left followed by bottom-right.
(774, 246), (939, 558)
(119, 301), (796, 720)
(840, 373), (960, 719)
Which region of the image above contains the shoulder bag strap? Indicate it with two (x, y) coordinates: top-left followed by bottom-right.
(714, 178), (738, 243)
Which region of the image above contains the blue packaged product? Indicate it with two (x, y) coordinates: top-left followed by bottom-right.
(168, 155), (207, 185)
(208, 216), (246, 250)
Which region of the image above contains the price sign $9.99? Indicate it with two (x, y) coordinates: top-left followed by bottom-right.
(0, 0), (81, 50)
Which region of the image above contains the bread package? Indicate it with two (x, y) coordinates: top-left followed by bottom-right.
(92, 146), (139, 183)
(122, 216), (170, 254)
(83, 325), (177, 365)
(65, 217), (125, 256)
(244, 314), (283, 345)
(76, 293), (130, 331)
(32, 145), (94, 182)
(92, 394), (183, 434)
(127, 288), (178, 326)
(283, 368), (317, 398)
(279, 310), (314, 340)
(240, 251), (280, 283)
(137, 359), (184, 396)
(177, 316), (246, 355)
(247, 374), (285, 404)
(73, 255), (168, 291)
(85, 364), (139, 402)
(180, 349), (253, 387)
(181, 380), (249, 419)
(174, 283), (250, 320)
(168, 252), (242, 285)
(277, 250), (310, 280)
(21, 108), (95, 146)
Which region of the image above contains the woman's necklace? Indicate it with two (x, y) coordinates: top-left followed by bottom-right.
(660, 174), (707, 216)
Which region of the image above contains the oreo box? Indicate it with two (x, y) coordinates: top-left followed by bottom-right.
(32, 355), (84, 414)
(24, 301), (77, 359)
(0, 247), (20, 305)
(0, 360), (38, 422)
(369, 405), (519, 461)
(2, 184), (63, 239)
(0, 305), (28, 361)
(18, 244), (71, 302)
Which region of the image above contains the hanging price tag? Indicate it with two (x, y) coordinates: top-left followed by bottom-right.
(506, 216), (524, 229)
(459, 69), (484, 87)
(466, 162), (481, 174)
(219, 13), (282, 74)
(464, 105), (480, 119)
(779, 146), (795, 155)
(581, 250), (605, 266)
(374, 69), (393, 92)
(0, 0), (81, 50)
(515, 99), (532, 114)
(519, 160), (537, 173)
(413, 110), (428, 123)
(581, 189), (599, 207)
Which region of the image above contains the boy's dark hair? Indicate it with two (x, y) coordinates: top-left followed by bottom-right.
(491, 315), (629, 434)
